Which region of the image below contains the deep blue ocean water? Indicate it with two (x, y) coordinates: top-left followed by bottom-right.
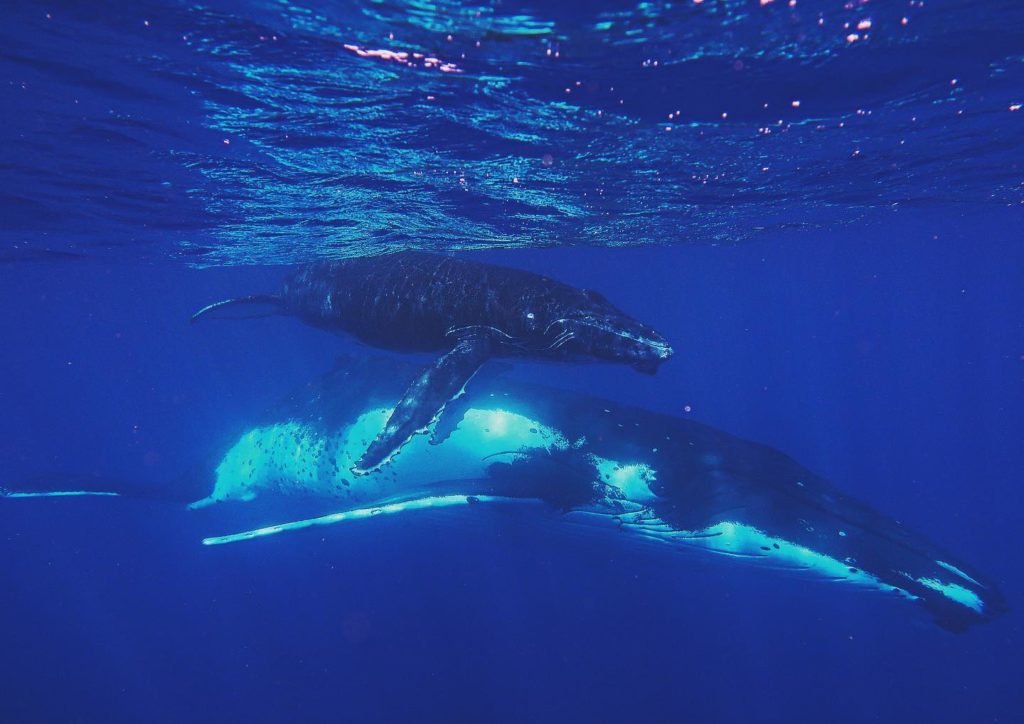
(1, 1), (1022, 722)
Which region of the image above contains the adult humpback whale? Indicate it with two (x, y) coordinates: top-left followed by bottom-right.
(5, 356), (1006, 632)
(191, 252), (672, 474)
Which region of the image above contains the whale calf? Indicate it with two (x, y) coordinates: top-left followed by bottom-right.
(5, 356), (1006, 632)
(191, 252), (672, 473)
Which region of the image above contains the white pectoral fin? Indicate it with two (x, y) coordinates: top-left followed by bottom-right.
(353, 337), (493, 474)
(2, 488), (121, 499)
(201, 494), (530, 546)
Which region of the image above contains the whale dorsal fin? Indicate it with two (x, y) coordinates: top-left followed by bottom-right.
(352, 332), (496, 475)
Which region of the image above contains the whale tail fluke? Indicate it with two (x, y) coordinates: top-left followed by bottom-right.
(190, 294), (284, 324)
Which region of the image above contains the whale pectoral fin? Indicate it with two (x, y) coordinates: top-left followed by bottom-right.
(353, 337), (494, 474)
(202, 494), (539, 546)
(190, 294), (283, 323)
(429, 360), (515, 446)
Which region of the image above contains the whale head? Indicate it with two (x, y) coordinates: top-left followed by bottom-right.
(546, 291), (673, 373)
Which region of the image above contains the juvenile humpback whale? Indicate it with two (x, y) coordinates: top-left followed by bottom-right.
(192, 251), (673, 473)
(6, 356), (1006, 632)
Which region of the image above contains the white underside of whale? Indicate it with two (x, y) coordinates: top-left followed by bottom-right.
(197, 402), (986, 614)
(189, 404), (571, 509)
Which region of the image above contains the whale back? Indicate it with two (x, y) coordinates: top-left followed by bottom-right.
(280, 252), (603, 352)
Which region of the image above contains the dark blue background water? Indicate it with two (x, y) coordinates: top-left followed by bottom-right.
(2, 1), (1022, 722)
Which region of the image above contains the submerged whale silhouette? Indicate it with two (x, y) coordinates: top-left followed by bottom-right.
(4, 356), (1006, 632)
(191, 251), (672, 473)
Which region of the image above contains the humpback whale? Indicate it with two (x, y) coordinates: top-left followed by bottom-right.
(5, 356), (1006, 632)
(191, 252), (672, 474)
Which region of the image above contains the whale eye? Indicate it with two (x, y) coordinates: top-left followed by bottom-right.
(526, 312), (535, 319)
